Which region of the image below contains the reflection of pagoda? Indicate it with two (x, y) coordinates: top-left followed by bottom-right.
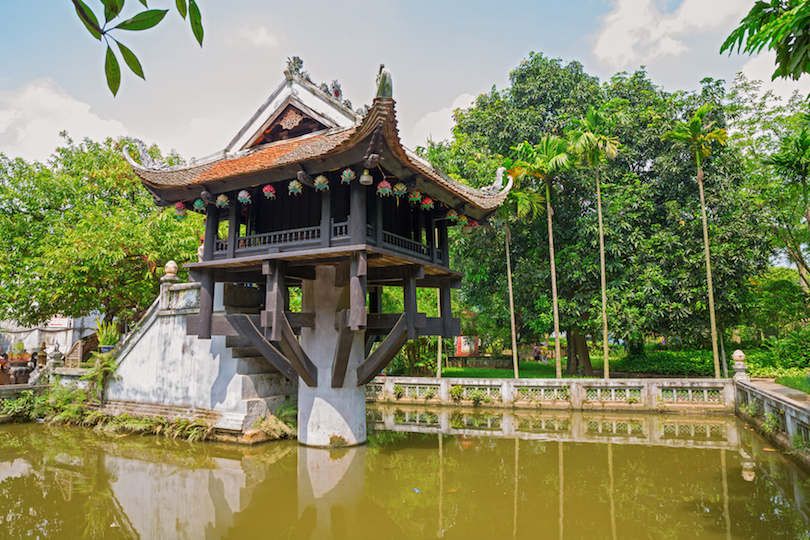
(128, 60), (509, 446)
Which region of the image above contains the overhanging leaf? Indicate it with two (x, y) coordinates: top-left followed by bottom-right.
(117, 41), (144, 79)
(72, 0), (102, 40)
(101, 0), (125, 23)
(105, 46), (121, 96)
(189, 0), (203, 45)
(114, 9), (169, 31)
(176, 0), (187, 19)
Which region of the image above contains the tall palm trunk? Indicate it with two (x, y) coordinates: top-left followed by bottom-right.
(547, 180), (562, 379)
(505, 228), (519, 379)
(596, 168), (609, 378)
(697, 166), (720, 378)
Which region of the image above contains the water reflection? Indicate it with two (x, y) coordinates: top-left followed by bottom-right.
(0, 407), (808, 539)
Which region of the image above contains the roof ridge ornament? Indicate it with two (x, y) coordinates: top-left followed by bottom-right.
(376, 64), (393, 99)
(482, 167), (514, 197)
(134, 139), (172, 171)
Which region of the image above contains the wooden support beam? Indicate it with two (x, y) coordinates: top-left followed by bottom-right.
(224, 314), (298, 382)
(260, 311), (315, 329)
(366, 312), (426, 330)
(356, 314), (408, 385)
(198, 270), (215, 339)
(440, 281), (453, 338)
(203, 205), (219, 261)
(188, 313), (315, 336)
(403, 266), (419, 341)
(366, 265), (425, 283)
(349, 179), (366, 244)
(438, 218), (449, 266)
(427, 212), (437, 264)
(277, 312), (317, 387)
(331, 310), (354, 388)
(349, 251), (367, 329)
(264, 261), (286, 342)
(320, 187), (331, 248)
(227, 201), (239, 259)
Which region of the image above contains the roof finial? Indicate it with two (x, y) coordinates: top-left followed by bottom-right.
(376, 64), (393, 98)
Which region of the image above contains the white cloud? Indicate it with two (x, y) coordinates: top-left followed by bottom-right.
(594, 0), (750, 70)
(407, 93), (475, 149)
(0, 79), (128, 162)
(741, 53), (810, 102)
(225, 24), (281, 50)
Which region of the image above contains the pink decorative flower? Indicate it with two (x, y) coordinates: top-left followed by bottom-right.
(262, 184), (276, 199)
(377, 180), (393, 197)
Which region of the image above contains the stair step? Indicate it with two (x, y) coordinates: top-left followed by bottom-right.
(236, 356), (278, 375)
(242, 373), (297, 400)
(232, 347), (262, 358)
(226, 336), (252, 348)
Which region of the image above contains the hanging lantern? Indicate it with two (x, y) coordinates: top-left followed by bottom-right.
(469, 219), (479, 228)
(341, 168), (356, 184)
(392, 182), (407, 197)
(262, 184), (276, 199)
(420, 197), (434, 211)
(216, 194), (230, 208)
(359, 168), (373, 186)
(408, 190), (422, 204)
(174, 201), (187, 218)
(457, 215), (469, 226)
(446, 209), (459, 222)
(377, 180), (393, 197)
(288, 179), (303, 195)
(314, 175), (329, 191)
(237, 189), (251, 204)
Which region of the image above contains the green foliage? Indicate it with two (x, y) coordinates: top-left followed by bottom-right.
(0, 135), (203, 327)
(765, 326), (810, 368)
(740, 400), (760, 417)
(762, 411), (782, 434)
(423, 387), (437, 400)
(94, 317), (120, 346)
(71, 0), (204, 95)
(467, 388), (487, 406)
(393, 384), (405, 400)
(721, 0), (810, 80)
(613, 349), (715, 377)
(775, 372), (810, 393)
(80, 352), (120, 403)
(449, 385), (464, 402)
(274, 397), (297, 429)
(0, 391), (45, 421)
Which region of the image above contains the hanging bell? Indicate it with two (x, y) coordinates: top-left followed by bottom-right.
(359, 169), (373, 186)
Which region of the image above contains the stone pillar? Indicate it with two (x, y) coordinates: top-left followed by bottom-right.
(298, 265), (367, 447)
(732, 349), (749, 383)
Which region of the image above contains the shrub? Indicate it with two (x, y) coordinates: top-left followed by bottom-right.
(449, 385), (464, 402)
(393, 384), (405, 399)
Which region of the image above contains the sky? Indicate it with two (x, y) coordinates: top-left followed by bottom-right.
(1, 0), (809, 163)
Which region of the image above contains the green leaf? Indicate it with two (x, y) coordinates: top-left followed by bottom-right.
(72, 0), (102, 40)
(105, 46), (121, 96)
(114, 9), (169, 31)
(176, 0), (187, 19)
(189, 0), (203, 45)
(139, 0), (148, 6)
(117, 41), (144, 79)
(101, 0), (125, 23)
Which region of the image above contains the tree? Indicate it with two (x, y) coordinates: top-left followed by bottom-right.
(71, 0), (204, 95)
(721, 0), (810, 81)
(508, 136), (572, 378)
(764, 126), (810, 224)
(0, 135), (202, 326)
(663, 105), (728, 378)
(567, 105), (621, 378)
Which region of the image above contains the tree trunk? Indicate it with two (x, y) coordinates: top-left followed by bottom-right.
(547, 180), (562, 379)
(697, 166), (721, 378)
(576, 332), (594, 377)
(565, 327), (577, 375)
(505, 229), (519, 379)
(596, 169), (609, 378)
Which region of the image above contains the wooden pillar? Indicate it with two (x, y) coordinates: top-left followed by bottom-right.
(439, 280), (452, 338)
(403, 266), (418, 341)
(203, 205), (219, 261)
(227, 200), (240, 259)
(199, 270), (215, 339)
(349, 180), (366, 244)
(427, 212), (437, 263)
(263, 260), (285, 342)
(375, 196), (383, 247)
(349, 251), (368, 329)
(320, 187), (331, 248)
(437, 219), (449, 267)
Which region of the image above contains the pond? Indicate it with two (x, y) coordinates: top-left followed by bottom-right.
(0, 406), (808, 539)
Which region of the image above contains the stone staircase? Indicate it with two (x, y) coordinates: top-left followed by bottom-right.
(227, 336), (298, 427)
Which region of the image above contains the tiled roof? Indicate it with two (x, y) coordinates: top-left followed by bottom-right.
(131, 97), (507, 212)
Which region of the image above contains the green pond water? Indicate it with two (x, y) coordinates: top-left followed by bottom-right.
(0, 406), (808, 539)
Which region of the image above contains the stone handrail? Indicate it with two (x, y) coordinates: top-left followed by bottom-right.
(367, 376), (736, 412)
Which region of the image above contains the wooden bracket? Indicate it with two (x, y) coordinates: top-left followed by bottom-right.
(331, 310), (354, 388)
(356, 313), (408, 386)
(276, 312), (318, 387)
(224, 314), (298, 382)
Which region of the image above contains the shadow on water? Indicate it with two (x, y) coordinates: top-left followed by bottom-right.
(0, 406), (808, 539)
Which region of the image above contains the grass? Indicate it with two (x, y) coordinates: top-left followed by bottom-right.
(442, 361), (581, 379)
(776, 373), (810, 394)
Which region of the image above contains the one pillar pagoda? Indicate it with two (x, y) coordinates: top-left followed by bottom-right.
(128, 60), (510, 446)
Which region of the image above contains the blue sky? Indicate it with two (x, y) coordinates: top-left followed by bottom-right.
(1, 0), (808, 162)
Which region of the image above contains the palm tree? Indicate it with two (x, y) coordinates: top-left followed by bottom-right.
(763, 128), (810, 228)
(509, 135), (572, 378)
(663, 104), (727, 379)
(568, 106), (621, 379)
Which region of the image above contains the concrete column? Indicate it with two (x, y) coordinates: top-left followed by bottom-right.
(298, 265), (367, 447)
